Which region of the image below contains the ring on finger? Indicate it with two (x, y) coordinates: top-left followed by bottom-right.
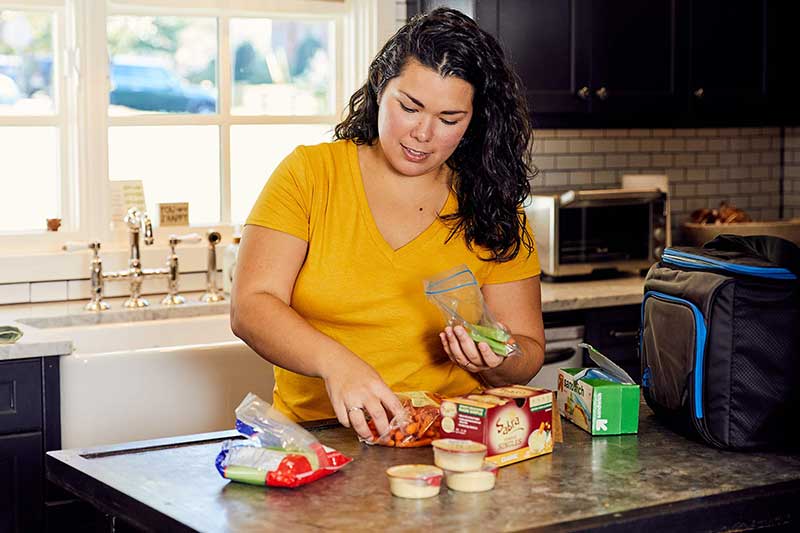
(347, 406), (365, 414)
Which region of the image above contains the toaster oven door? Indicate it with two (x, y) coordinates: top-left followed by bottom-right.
(558, 203), (651, 266)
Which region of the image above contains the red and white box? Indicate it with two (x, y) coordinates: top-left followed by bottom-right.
(438, 385), (559, 467)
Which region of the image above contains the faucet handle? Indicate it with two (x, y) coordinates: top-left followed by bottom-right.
(168, 233), (202, 247)
(83, 241), (110, 312)
(62, 240), (94, 252)
(143, 212), (154, 245)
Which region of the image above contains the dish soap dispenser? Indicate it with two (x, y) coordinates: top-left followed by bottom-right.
(223, 230), (241, 295)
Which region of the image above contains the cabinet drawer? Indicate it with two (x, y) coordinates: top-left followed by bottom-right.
(0, 359), (43, 434)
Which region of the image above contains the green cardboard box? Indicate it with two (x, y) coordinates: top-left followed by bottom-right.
(556, 344), (640, 435)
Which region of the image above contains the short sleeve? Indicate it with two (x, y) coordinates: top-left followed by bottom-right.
(245, 146), (313, 242)
(484, 215), (542, 284)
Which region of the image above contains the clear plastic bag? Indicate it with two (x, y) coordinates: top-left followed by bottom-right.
(215, 393), (351, 487)
(362, 391), (443, 447)
(424, 265), (522, 357)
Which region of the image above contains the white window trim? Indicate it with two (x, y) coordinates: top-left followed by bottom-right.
(0, 0), (395, 287)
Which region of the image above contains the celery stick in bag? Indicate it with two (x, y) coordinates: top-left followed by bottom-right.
(424, 265), (522, 357)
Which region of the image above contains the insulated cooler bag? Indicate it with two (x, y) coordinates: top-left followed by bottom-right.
(640, 235), (799, 449)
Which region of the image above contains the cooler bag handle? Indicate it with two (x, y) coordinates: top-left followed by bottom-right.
(703, 234), (800, 277)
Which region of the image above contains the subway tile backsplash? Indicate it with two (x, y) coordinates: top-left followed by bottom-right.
(531, 128), (784, 230)
(532, 126), (800, 227)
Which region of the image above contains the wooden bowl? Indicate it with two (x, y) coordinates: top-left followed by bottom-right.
(681, 219), (800, 246)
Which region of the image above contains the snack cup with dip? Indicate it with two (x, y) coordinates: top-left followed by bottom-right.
(445, 461), (499, 493)
(431, 439), (487, 472)
(386, 464), (443, 499)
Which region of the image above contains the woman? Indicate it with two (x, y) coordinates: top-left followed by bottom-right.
(231, 8), (545, 440)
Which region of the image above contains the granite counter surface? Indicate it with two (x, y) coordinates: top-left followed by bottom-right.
(540, 274), (644, 312)
(47, 400), (800, 532)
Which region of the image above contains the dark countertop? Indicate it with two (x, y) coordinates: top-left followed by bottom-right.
(47, 399), (800, 532)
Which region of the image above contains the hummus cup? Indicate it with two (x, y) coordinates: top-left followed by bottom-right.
(386, 464), (443, 499)
(445, 461), (499, 492)
(431, 438), (487, 472)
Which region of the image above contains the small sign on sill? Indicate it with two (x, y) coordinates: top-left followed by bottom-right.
(110, 180), (146, 224)
(159, 202), (189, 226)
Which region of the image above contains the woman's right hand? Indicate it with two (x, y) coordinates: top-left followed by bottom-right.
(321, 355), (405, 440)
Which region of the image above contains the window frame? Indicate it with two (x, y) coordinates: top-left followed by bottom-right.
(0, 0), (81, 249)
(0, 0), (392, 263)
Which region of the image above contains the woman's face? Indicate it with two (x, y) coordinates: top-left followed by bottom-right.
(376, 58), (474, 177)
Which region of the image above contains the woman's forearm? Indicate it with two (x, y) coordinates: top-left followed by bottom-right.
(230, 291), (353, 380)
(478, 333), (544, 387)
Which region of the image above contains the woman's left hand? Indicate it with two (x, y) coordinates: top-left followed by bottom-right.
(439, 325), (506, 373)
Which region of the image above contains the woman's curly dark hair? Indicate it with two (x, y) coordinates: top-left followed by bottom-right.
(334, 7), (536, 262)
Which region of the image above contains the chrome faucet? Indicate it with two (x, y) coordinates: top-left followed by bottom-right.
(111, 207), (162, 308)
(69, 207), (198, 311)
(200, 230), (225, 303)
(162, 232), (202, 305)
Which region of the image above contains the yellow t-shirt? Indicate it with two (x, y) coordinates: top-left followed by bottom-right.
(246, 140), (540, 421)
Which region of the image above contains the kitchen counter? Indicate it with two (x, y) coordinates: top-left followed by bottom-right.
(540, 274), (644, 313)
(47, 399), (799, 532)
(0, 322), (72, 360)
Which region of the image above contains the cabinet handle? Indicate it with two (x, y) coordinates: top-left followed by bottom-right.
(595, 87), (608, 100)
(693, 88), (704, 99)
(577, 86), (590, 100)
(609, 329), (638, 339)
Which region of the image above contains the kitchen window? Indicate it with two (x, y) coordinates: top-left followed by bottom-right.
(0, 4), (73, 237)
(105, 2), (341, 230)
(0, 0), (387, 261)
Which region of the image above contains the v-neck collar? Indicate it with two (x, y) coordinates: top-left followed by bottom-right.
(347, 141), (456, 262)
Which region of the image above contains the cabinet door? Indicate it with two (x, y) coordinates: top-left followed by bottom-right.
(687, 0), (768, 121)
(0, 432), (43, 533)
(583, 304), (641, 383)
(766, 1), (800, 125)
(590, 0), (682, 122)
(490, 0), (591, 119)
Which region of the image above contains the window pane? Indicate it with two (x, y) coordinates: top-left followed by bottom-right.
(109, 126), (220, 225)
(0, 10), (55, 115)
(107, 16), (217, 115)
(231, 18), (334, 116)
(0, 127), (59, 232)
(230, 124), (332, 223)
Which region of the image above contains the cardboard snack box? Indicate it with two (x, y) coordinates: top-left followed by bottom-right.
(556, 343), (640, 436)
(438, 385), (561, 467)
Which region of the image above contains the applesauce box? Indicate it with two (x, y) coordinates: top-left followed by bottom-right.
(438, 385), (557, 467)
(557, 368), (640, 436)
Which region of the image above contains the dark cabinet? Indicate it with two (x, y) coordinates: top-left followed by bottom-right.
(590, 0), (681, 123)
(686, 0), (768, 123)
(542, 304), (642, 383)
(582, 304), (641, 382)
(480, 0), (591, 116)
(0, 356), (94, 533)
(0, 432), (43, 533)
(411, 0), (791, 127)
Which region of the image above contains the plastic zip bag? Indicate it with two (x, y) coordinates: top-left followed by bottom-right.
(215, 393), (351, 487)
(362, 391), (443, 447)
(424, 265), (522, 357)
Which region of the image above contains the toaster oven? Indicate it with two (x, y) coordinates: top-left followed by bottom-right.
(525, 188), (669, 278)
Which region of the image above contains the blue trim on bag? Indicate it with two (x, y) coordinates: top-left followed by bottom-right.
(642, 291), (708, 419)
(424, 268), (478, 295)
(662, 249), (796, 280)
